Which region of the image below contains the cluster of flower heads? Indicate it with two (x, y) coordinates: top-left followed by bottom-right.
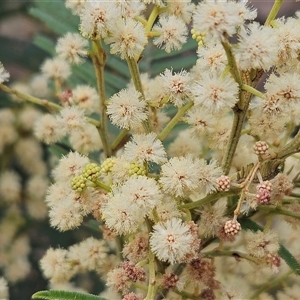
(0, 106), (50, 290)
(2, 0), (300, 299)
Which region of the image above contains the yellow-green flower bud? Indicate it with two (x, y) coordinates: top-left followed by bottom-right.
(128, 162), (146, 176)
(71, 175), (87, 193)
(82, 163), (101, 182)
(100, 158), (116, 174)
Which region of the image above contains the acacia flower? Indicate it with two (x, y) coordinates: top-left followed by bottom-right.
(49, 198), (83, 231)
(0, 170), (21, 203)
(153, 15), (188, 53)
(105, 18), (147, 59)
(192, 73), (239, 112)
(41, 57), (71, 80)
(69, 124), (103, 154)
(150, 218), (198, 264)
(198, 201), (227, 237)
(79, 2), (116, 39)
(65, 0), (88, 15)
(192, 1), (242, 41)
(107, 87), (148, 129)
(76, 237), (108, 271)
(0, 62), (10, 84)
(167, 129), (202, 157)
(150, 197), (182, 222)
(196, 42), (227, 74)
(56, 32), (88, 65)
(194, 158), (223, 195)
(40, 248), (73, 283)
(160, 68), (191, 107)
(159, 156), (201, 197)
(165, 0), (195, 24)
(52, 151), (89, 183)
(245, 230), (279, 258)
(101, 193), (145, 235)
(30, 74), (50, 98)
(58, 106), (87, 133)
(70, 85), (99, 114)
(34, 114), (65, 144)
(234, 22), (279, 70)
(264, 72), (300, 108)
(119, 176), (162, 214)
(184, 106), (214, 136)
(122, 233), (149, 263)
(276, 17), (300, 64)
(124, 133), (167, 164)
(46, 182), (71, 207)
(115, 1), (145, 19)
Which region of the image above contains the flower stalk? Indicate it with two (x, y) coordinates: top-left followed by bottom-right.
(91, 39), (111, 157)
(157, 101), (194, 141)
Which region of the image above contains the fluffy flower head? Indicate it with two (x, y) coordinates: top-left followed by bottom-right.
(245, 230), (280, 258)
(192, 1), (243, 41)
(160, 68), (191, 107)
(105, 18), (147, 59)
(234, 22), (279, 70)
(56, 32), (89, 64)
(102, 194), (145, 235)
(52, 151), (89, 183)
(153, 16), (188, 53)
(150, 218), (198, 264)
(69, 124), (103, 154)
(34, 114), (65, 144)
(107, 87), (148, 129)
(119, 175), (162, 214)
(192, 73), (239, 112)
(79, 2), (115, 39)
(65, 0), (88, 15)
(70, 85), (99, 114)
(159, 156), (200, 197)
(58, 106), (87, 133)
(165, 0), (195, 24)
(124, 133), (167, 164)
(41, 57), (71, 80)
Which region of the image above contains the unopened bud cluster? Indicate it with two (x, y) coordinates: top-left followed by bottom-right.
(82, 163), (101, 182)
(266, 253), (281, 270)
(253, 141), (269, 156)
(224, 220), (241, 236)
(128, 162), (146, 176)
(71, 175), (87, 193)
(162, 272), (179, 290)
(256, 181), (272, 204)
(100, 158), (115, 173)
(191, 28), (205, 47)
(216, 175), (231, 191)
(71, 162), (102, 193)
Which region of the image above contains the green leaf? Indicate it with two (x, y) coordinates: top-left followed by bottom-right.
(32, 290), (107, 300)
(48, 143), (72, 159)
(240, 218), (300, 276)
(33, 35), (56, 56)
(29, 0), (79, 35)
